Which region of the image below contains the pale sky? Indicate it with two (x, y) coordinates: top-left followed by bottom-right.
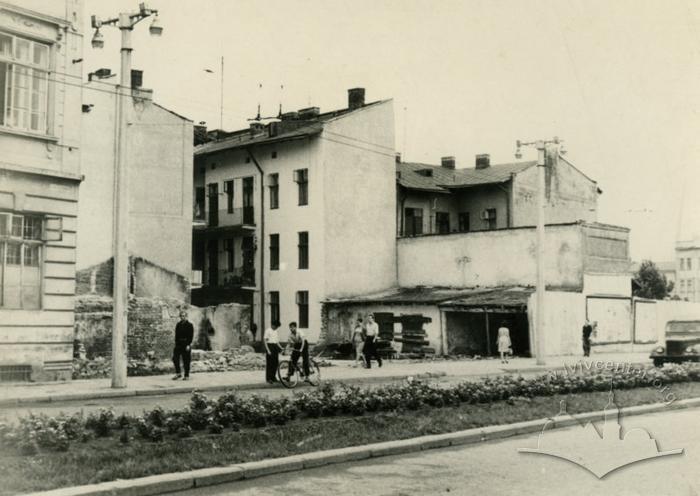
(83, 0), (700, 262)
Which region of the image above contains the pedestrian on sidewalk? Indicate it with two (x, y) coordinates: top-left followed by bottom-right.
(173, 310), (194, 381)
(363, 314), (383, 369)
(352, 317), (366, 367)
(264, 321), (283, 384)
(497, 322), (512, 364)
(582, 319), (593, 357)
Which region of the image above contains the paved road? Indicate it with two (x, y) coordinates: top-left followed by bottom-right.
(171, 407), (699, 496)
(0, 375), (445, 421)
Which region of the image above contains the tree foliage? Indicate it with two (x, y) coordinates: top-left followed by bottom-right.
(633, 260), (674, 300)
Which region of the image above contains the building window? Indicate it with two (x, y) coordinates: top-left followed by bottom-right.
(435, 212), (450, 234)
(268, 173), (279, 210)
(0, 32), (50, 133)
(294, 169), (308, 206)
(1, 212), (44, 309)
(194, 187), (205, 220)
(482, 208), (497, 230)
(241, 236), (255, 284)
(207, 183), (219, 227)
(224, 238), (234, 271)
(269, 291), (280, 325)
(298, 231), (309, 269)
(224, 180), (234, 213)
(404, 208), (423, 236)
(296, 291), (309, 328)
(269, 234), (279, 270)
(271, 151), (277, 159)
(458, 212), (470, 232)
(242, 177), (254, 225)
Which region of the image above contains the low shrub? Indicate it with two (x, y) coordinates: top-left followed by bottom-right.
(3, 363), (699, 454)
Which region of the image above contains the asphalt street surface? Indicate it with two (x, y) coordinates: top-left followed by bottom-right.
(0, 374), (451, 422)
(169, 406), (698, 496)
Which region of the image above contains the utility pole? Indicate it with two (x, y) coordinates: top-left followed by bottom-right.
(91, 4), (163, 388)
(515, 137), (564, 366)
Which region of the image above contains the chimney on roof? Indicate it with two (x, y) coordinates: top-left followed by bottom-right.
(298, 107), (320, 119)
(130, 69), (143, 89)
(441, 156), (456, 169)
(249, 121), (265, 134)
(396, 152), (402, 163)
(475, 154), (490, 169)
(348, 87), (365, 110)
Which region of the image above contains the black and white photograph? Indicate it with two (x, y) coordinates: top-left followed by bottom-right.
(0, 0), (699, 494)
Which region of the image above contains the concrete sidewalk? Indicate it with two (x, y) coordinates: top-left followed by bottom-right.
(0, 352), (651, 406)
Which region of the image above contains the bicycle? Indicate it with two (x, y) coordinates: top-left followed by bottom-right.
(277, 349), (322, 388)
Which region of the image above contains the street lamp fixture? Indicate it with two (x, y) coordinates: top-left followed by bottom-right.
(91, 28), (104, 49)
(149, 14), (163, 36)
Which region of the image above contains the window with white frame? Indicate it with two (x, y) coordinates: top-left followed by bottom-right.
(0, 212), (51, 309)
(0, 31), (50, 133)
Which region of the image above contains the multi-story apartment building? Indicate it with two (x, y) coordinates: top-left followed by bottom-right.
(193, 88), (396, 342)
(396, 153), (600, 236)
(676, 239), (700, 302)
(0, 0), (83, 381)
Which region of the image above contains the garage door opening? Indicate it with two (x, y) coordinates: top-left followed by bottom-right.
(445, 311), (530, 357)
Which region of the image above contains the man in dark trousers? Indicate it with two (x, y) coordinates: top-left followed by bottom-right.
(582, 318), (593, 357)
(363, 314), (383, 368)
(173, 310), (194, 380)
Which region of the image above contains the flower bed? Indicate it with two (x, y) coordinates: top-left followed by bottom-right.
(5, 363), (699, 455)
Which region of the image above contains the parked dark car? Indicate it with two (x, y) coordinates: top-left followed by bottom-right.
(650, 320), (700, 367)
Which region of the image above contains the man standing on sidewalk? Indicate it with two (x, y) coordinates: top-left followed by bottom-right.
(582, 319), (593, 357)
(173, 310), (194, 380)
(264, 321), (283, 384)
(364, 314), (383, 369)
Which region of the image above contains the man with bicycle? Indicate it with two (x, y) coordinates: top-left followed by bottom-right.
(285, 321), (311, 382)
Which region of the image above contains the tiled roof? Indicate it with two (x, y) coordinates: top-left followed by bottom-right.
(324, 286), (533, 306)
(397, 160), (537, 192)
(195, 100), (387, 156)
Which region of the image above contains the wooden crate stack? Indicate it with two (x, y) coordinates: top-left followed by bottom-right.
(394, 315), (434, 356)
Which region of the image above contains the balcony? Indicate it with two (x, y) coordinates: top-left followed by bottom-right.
(203, 266), (256, 288)
(193, 206), (255, 238)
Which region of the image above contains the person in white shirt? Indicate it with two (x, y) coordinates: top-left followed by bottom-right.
(363, 314), (383, 368)
(264, 321), (283, 384)
(286, 322), (311, 380)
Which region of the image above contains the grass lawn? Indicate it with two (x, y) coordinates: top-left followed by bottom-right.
(1, 382), (698, 495)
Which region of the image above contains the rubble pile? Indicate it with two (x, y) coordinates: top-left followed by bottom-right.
(71, 347), (265, 379)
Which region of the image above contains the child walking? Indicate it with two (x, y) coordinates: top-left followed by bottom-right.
(497, 322), (512, 364)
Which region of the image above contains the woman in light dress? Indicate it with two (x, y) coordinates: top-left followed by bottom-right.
(497, 322), (512, 364)
(352, 317), (366, 367)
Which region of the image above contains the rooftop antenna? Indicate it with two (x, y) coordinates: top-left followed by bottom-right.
(247, 83), (279, 122)
(248, 83), (263, 122)
(277, 84), (284, 119)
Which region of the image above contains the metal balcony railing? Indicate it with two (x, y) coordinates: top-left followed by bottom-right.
(203, 266), (256, 288)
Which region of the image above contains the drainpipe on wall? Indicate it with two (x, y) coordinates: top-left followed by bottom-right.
(508, 173), (516, 227)
(247, 148), (265, 340)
